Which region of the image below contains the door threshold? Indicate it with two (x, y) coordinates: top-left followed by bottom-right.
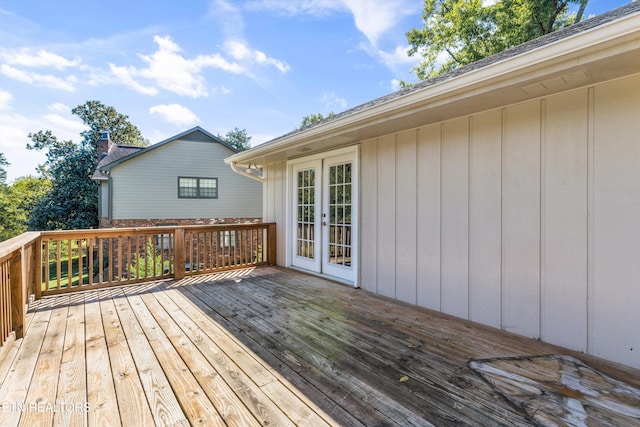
(287, 266), (358, 288)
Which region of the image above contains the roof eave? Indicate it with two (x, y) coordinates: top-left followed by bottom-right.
(226, 7), (640, 168)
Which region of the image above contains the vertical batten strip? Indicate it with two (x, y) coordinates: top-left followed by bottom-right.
(539, 99), (547, 340)
(500, 107), (506, 331)
(587, 86), (596, 356)
(467, 116), (472, 320)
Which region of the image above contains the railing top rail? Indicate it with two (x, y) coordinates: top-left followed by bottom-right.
(180, 223), (273, 231)
(39, 223), (275, 241)
(40, 227), (180, 241)
(0, 232), (41, 261)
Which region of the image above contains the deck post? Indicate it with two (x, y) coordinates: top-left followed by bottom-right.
(26, 241), (38, 301)
(174, 228), (186, 280)
(10, 250), (24, 339)
(267, 223), (277, 266)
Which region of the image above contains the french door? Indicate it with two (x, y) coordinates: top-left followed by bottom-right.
(289, 149), (358, 284)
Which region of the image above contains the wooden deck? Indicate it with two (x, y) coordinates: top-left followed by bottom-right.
(1, 267), (639, 426)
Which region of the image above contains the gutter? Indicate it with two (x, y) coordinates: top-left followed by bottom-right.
(230, 161), (264, 182)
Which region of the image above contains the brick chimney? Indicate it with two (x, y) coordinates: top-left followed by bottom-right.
(97, 130), (112, 161)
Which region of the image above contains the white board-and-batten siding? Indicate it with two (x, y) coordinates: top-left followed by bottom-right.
(109, 138), (262, 220)
(263, 73), (640, 369)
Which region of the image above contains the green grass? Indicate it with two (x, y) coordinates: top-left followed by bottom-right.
(42, 251), (91, 290)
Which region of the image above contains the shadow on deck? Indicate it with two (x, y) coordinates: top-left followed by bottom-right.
(1, 267), (639, 426)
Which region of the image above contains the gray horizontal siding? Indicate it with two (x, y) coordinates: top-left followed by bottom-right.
(110, 139), (262, 219)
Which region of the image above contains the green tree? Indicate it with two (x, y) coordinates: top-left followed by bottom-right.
(72, 100), (149, 150)
(407, 0), (589, 80)
(27, 101), (147, 230)
(219, 127), (252, 151)
(0, 153), (8, 184)
(299, 112), (335, 130)
(0, 176), (51, 241)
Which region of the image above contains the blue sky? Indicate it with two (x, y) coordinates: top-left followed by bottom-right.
(0, 0), (632, 182)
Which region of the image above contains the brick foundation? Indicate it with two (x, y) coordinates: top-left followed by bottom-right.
(99, 217), (262, 228)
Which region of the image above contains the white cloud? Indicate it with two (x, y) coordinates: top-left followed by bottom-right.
(109, 34), (290, 96)
(208, 1), (291, 78)
(320, 92), (348, 111)
(48, 102), (70, 114)
(247, 0), (416, 46)
(150, 104), (200, 126)
(224, 40), (289, 73)
(0, 116), (47, 180)
(109, 64), (159, 95)
(0, 90), (12, 110)
(109, 35), (246, 97)
(0, 64), (75, 91)
(42, 113), (87, 135)
(0, 109), (87, 181)
(244, 0), (343, 16)
(208, 0), (246, 36)
(343, 0), (413, 46)
(216, 86), (232, 95)
(390, 79), (402, 91)
(377, 44), (422, 68)
(245, 0), (420, 79)
(0, 48), (80, 70)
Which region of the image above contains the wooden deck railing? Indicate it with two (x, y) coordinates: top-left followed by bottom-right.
(0, 223), (276, 355)
(0, 232), (40, 350)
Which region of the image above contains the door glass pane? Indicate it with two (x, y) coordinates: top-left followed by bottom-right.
(296, 168), (315, 259)
(327, 162), (352, 267)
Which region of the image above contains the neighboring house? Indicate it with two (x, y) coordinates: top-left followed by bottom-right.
(226, 3), (640, 370)
(93, 126), (262, 228)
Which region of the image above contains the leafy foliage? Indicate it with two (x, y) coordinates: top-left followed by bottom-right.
(72, 100), (149, 150)
(218, 127), (252, 151)
(0, 153), (53, 240)
(27, 100), (147, 230)
(299, 112), (335, 130)
(0, 174), (51, 241)
(128, 238), (169, 279)
(0, 153), (8, 185)
(407, 0), (589, 79)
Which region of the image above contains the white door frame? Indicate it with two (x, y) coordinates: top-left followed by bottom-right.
(289, 159), (322, 273)
(286, 146), (359, 286)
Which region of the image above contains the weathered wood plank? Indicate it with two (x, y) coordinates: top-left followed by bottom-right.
(0, 297), (40, 389)
(246, 275), (524, 423)
(107, 289), (189, 426)
(155, 282), (336, 427)
(84, 292), (120, 427)
(178, 280), (415, 426)
(134, 286), (262, 427)
(191, 279), (451, 426)
(167, 276), (364, 426)
(149, 284), (299, 427)
(0, 298), (55, 427)
(98, 291), (155, 427)
(122, 288), (228, 426)
(19, 296), (69, 427)
(3, 267), (640, 427)
(54, 293), (87, 427)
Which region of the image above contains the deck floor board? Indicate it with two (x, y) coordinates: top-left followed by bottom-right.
(1, 267), (639, 426)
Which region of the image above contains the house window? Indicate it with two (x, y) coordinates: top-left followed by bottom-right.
(178, 177), (218, 199)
